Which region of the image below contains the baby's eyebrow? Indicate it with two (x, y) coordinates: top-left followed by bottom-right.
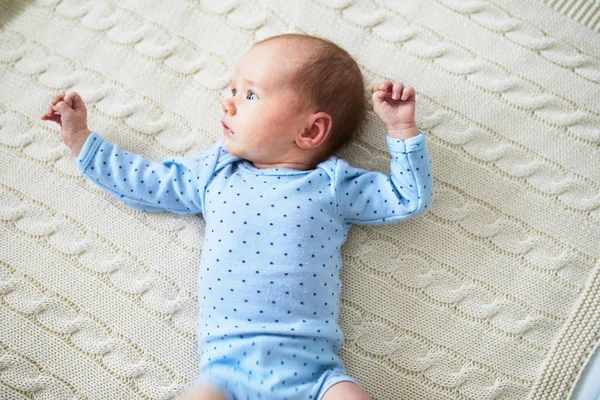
(232, 77), (256, 84)
(231, 78), (266, 92)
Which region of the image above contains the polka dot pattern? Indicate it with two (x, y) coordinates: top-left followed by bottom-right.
(77, 131), (433, 398)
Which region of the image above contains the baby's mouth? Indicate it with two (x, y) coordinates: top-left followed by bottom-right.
(221, 120), (235, 135)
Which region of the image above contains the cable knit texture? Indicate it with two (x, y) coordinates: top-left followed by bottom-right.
(0, 0), (598, 399)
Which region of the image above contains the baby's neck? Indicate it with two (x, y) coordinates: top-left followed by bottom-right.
(248, 146), (326, 171)
(250, 160), (315, 170)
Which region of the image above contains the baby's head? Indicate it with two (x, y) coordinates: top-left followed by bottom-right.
(221, 34), (366, 170)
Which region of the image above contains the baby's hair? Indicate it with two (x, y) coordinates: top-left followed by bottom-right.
(252, 34), (367, 162)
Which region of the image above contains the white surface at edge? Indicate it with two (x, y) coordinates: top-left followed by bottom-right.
(571, 341), (600, 400)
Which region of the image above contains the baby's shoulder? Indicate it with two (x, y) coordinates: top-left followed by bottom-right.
(317, 155), (365, 175)
(317, 155), (337, 171)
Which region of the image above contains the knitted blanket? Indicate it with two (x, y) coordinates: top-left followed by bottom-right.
(1, 0), (598, 399)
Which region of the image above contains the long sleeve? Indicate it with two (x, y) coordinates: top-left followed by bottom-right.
(76, 131), (223, 215)
(334, 130), (433, 225)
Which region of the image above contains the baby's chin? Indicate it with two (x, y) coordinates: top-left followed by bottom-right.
(224, 139), (245, 158)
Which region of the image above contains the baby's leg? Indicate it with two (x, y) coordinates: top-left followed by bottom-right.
(321, 381), (372, 400)
(181, 384), (230, 400)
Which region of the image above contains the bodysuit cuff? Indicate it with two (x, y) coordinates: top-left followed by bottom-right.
(386, 130), (426, 153)
(77, 131), (104, 172)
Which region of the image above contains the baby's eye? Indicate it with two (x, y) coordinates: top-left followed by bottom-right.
(230, 89), (258, 100)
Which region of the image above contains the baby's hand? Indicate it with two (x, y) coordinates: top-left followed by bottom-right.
(40, 92), (91, 157)
(371, 80), (418, 139)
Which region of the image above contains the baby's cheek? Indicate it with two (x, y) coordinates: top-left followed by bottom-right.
(261, 101), (297, 126)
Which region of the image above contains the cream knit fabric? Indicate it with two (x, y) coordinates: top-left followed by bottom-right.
(1, 1), (599, 399)
(543, 0), (600, 32)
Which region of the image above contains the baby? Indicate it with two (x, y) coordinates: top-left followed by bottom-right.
(41, 33), (433, 400)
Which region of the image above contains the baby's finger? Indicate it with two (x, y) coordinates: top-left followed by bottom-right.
(52, 100), (76, 117)
(47, 113), (62, 126)
(372, 89), (391, 104)
(40, 111), (61, 124)
(378, 80), (393, 92)
(68, 92), (86, 112)
(392, 82), (404, 100)
(64, 92), (79, 108)
(401, 86), (415, 100)
(41, 105), (53, 119)
(51, 94), (65, 106)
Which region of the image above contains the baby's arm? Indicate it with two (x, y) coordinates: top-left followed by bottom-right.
(42, 92), (219, 215)
(77, 132), (220, 214)
(333, 80), (433, 225)
(334, 131), (432, 225)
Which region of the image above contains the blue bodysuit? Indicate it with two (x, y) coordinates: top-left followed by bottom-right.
(77, 130), (433, 400)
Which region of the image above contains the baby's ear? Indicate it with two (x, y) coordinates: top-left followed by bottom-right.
(296, 112), (332, 150)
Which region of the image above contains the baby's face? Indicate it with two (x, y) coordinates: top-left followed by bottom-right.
(221, 41), (312, 166)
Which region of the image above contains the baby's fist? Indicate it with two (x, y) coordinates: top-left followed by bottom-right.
(371, 80), (418, 139)
(41, 92), (91, 157)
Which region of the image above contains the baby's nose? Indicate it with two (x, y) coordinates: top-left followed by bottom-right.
(221, 98), (236, 116)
